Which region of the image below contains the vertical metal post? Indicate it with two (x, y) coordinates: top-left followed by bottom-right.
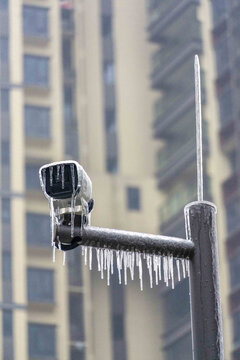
(185, 201), (224, 360)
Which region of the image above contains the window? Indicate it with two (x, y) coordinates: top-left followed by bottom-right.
(165, 333), (192, 360)
(215, 37), (229, 74)
(64, 86), (74, 119)
(27, 268), (54, 303)
(102, 15), (112, 36)
(163, 279), (190, 331)
(61, 9), (74, 32)
(218, 88), (233, 126)
(3, 311), (12, 337)
(233, 311), (240, 346)
(113, 314), (124, 340)
(2, 198), (11, 223)
(23, 6), (48, 38)
(25, 105), (50, 138)
(1, 140), (10, 165)
(0, 37), (8, 61)
(229, 253), (240, 289)
(28, 323), (56, 358)
(0, 89), (9, 112)
(70, 347), (85, 360)
(62, 38), (72, 69)
(68, 251), (82, 286)
(26, 213), (50, 247)
(69, 292), (84, 341)
(24, 55), (49, 87)
(127, 187), (140, 211)
(226, 198), (240, 234)
(105, 109), (115, 130)
(0, 0), (8, 9)
(25, 163), (42, 190)
(104, 62), (115, 85)
(2, 252), (11, 281)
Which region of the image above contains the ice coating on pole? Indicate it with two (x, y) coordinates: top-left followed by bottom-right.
(195, 55), (203, 202)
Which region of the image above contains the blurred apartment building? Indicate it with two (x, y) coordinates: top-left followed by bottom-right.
(0, 0), (164, 359)
(0, 0), (237, 359)
(146, 0), (233, 359)
(210, 0), (240, 359)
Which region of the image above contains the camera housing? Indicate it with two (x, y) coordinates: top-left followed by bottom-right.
(39, 160), (94, 251)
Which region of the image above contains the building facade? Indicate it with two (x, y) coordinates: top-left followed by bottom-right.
(0, 0), (164, 359)
(211, 0), (240, 359)
(147, 0), (232, 359)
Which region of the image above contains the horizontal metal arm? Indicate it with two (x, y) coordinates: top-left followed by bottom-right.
(57, 225), (194, 259)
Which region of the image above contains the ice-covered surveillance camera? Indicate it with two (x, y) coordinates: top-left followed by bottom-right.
(39, 160), (94, 252)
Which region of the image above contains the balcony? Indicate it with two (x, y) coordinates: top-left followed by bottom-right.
(148, 0), (199, 42)
(212, 4), (228, 34)
(151, 40), (202, 90)
(223, 173), (238, 200)
(153, 91), (195, 139)
(155, 138), (208, 188)
(151, 40), (202, 89)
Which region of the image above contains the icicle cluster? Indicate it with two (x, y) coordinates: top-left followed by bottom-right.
(80, 246), (190, 290)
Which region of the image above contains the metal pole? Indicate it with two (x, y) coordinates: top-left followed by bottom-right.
(57, 225), (194, 259)
(185, 201), (224, 360)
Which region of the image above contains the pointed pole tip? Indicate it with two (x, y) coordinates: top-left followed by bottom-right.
(195, 54), (200, 66)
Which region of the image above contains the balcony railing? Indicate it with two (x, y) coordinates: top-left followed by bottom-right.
(153, 90), (195, 136)
(155, 138), (208, 188)
(148, 0), (199, 42)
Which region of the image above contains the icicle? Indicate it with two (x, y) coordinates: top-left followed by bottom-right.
(107, 250), (111, 286)
(136, 252), (139, 267)
(82, 246), (85, 256)
(168, 256), (171, 280)
(182, 258), (186, 279)
(110, 250), (114, 275)
(163, 256), (169, 287)
(153, 255), (158, 286)
(96, 248), (100, 272)
(52, 245), (56, 263)
(56, 165), (60, 180)
(158, 255), (162, 281)
(131, 251), (135, 280)
(84, 246), (88, 266)
(100, 249), (104, 279)
(116, 250), (122, 284)
(50, 199), (55, 246)
(139, 253), (143, 291)
(61, 164), (65, 189)
(70, 196), (75, 238)
(70, 164), (75, 190)
(147, 254), (153, 288)
(169, 255), (174, 289)
(89, 247), (92, 270)
(186, 259), (190, 277)
(63, 251), (66, 266)
(49, 166), (53, 186)
(124, 251), (128, 285)
(70, 164), (76, 238)
(104, 249), (107, 270)
(42, 168), (46, 188)
(176, 259), (181, 282)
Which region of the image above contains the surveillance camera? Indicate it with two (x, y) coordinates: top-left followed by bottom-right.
(39, 160), (94, 251)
